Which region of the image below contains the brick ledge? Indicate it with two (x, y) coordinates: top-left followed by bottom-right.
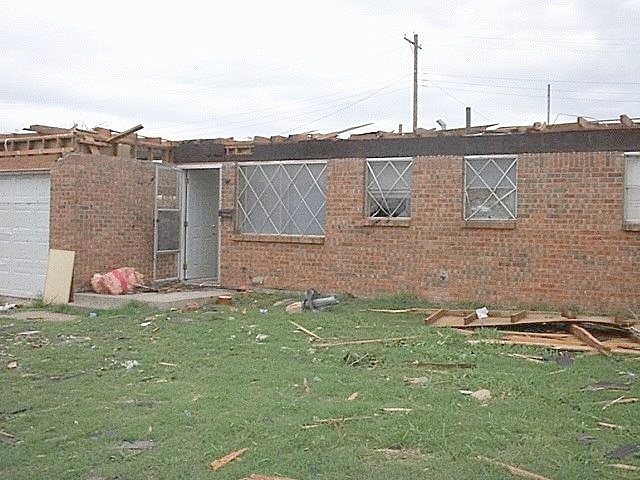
(462, 219), (517, 229)
(231, 233), (325, 244)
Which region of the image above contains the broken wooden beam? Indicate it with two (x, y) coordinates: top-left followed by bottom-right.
(290, 321), (323, 340)
(314, 336), (418, 348)
(463, 311), (477, 325)
(476, 455), (551, 480)
(569, 324), (611, 356)
(424, 309), (447, 325)
(510, 311), (527, 323)
(107, 124), (144, 143)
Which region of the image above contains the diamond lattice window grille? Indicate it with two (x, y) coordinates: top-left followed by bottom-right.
(365, 158), (412, 218)
(464, 156), (517, 220)
(237, 162), (326, 235)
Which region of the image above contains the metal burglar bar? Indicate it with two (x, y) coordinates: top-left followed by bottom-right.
(365, 158), (412, 218)
(237, 162), (326, 235)
(464, 156), (517, 220)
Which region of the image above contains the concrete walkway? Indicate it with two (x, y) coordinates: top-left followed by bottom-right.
(72, 288), (234, 310)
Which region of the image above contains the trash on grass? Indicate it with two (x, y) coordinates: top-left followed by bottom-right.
(255, 334), (269, 342)
(475, 306), (489, 319)
(121, 360), (140, 369)
(470, 389), (492, 403)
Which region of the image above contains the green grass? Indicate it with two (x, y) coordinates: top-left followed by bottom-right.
(1, 294), (639, 479)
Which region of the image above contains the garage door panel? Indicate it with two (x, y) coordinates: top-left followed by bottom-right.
(0, 173), (50, 297)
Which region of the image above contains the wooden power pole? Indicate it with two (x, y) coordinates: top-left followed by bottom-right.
(404, 33), (421, 133)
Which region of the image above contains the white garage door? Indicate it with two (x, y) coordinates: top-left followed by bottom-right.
(0, 173), (50, 297)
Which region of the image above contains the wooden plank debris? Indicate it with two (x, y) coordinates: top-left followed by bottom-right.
(315, 336), (418, 348)
(598, 422), (626, 430)
(369, 307), (433, 314)
(209, 447), (248, 471)
(424, 309), (447, 325)
(463, 311), (477, 325)
(302, 415), (374, 429)
(602, 396), (638, 410)
(609, 463), (640, 471)
(290, 321), (323, 340)
(504, 353), (545, 364)
(0, 430), (20, 445)
(425, 310), (635, 328)
(240, 475), (298, 480)
(42, 249), (75, 304)
(468, 337), (640, 355)
(476, 455), (551, 480)
(569, 324), (611, 356)
(511, 311), (527, 323)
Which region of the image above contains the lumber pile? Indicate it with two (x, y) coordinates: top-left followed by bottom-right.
(420, 308), (640, 355)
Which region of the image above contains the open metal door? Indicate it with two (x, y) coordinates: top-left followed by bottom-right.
(153, 164), (184, 281)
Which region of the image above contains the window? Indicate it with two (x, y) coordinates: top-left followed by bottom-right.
(464, 155), (517, 220)
(365, 158), (412, 218)
(237, 161), (326, 236)
(625, 153), (640, 224)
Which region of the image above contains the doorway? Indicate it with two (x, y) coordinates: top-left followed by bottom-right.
(183, 168), (220, 281)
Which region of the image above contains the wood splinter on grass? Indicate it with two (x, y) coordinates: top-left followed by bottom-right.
(476, 455), (551, 480)
(209, 447), (248, 471)
(598, 421), (626, 430)
(609, 463), (640, 471)
(315, 336), (418, 348)
(303, 377), (311, 394)
(602, 396), (639, 410)
(290, 321), (323, 341)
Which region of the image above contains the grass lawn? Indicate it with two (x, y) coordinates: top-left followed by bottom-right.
(1, 293), (639, 479)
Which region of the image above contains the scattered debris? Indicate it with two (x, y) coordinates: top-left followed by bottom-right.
(582, 380), (630, 392)
(606, 444), (640, 460)
(7, 361), (18, 369)
(302, 415), (374, 429)
(576, 433), (596, 445)
(602, 396), (638, 410)
(285, 302), (302, 314)
(121, 360), (140, 369)
(239, 475), (297, 480)
(209, 447), (248, 471)
(116, 440), (154, 451)
(381, 407), (413, 413)
(409, 361), (475, 369)
(598, 422), (626, 430)
(375, 448), (429, 460)
(157, 362), (177, 367)
(91, 267), (144, 295)
(216, 295), (233, 305)
(404, 376), (429, 386)
(366, 307), (433, 314)
(476, 455), (551, 480)
(1, 404), (32, 418)
(302, 289), (339, 311)
(17, 330), (40, 336)
(343, 351), (378, 368)
(139, 321), (152, 327)
(553, 351), (574, 367)
(347, 392), (359, 401)
(303, 377), (311, 394)
(290, 321), (323, 341)
(504, 353), (545, 364)
(470, 389), (492, 403)
(255, 334), (269, 342)
(316, 336), (417, 348)
(272, 298), (296, 307)
(0, 430), (20, 445)
(475, 306), (489, 319)
(0, 303), (17, 312)
(609, 463), (640, 471)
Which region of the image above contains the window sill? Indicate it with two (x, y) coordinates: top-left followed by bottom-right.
(623, 221), (640, 232)
(231, 233), (325, 245)
(462, 219), (517, 229)
(361, 217), (411, 227)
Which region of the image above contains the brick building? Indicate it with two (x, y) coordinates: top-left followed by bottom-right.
(1, 119), (639, 313)
(175, 119), (640, 313)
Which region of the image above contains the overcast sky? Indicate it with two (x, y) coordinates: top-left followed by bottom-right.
(1, 0), (639, 140)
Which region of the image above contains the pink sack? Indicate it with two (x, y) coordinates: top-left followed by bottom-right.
(91, 267), (144, 295)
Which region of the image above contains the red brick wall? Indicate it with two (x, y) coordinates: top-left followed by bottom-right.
(219, 152), (639, 312)
(49, 154), (159, 291)
(0, 154), (59, 171)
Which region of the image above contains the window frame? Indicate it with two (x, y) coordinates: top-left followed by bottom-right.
(364, 157), (413, 220)
(235, 159), (327, 237)
(463, 154), (518, 222)
(624, 152), (640, 229)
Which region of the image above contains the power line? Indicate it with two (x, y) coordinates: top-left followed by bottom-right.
(423, 79), (494, 123)
(423, 71), (640, 87)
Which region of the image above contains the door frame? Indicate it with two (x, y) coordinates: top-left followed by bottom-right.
(178, 163), (222, 282)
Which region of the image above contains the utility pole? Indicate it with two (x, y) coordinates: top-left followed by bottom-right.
(546, 83), (551, 124)
(404, 33), (421, 133)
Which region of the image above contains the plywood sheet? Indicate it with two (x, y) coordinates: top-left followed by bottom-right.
(42, 249), (75, 304)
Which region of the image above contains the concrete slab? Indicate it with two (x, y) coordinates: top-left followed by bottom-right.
(2, 310), (79, 322)
(72, 288), (234, 310)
